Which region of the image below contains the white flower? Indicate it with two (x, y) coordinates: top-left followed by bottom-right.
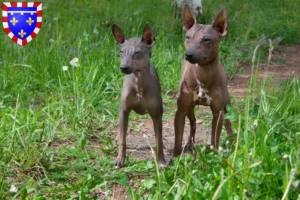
(249, 152), (253, 157)
(49, 39), (55, 43)
(210, 145), (214, 149)
(71, 58), (78, 63)
(62, 66), (68, 71)
(93, 26), (99, 35)
(218, 146), (223, 152)
(83, 30), (89, 37)
(283, 154), (289, 160)
(69, 58), (79, 67)
(9, 184), (17, 193)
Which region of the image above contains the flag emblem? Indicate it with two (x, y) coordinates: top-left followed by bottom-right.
(2, 2), (42, 46)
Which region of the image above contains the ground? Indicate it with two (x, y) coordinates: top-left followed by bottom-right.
(111, 45), (300, 163)
(229, 45), (300, 96)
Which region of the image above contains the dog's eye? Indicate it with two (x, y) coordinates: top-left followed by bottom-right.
(134, 50), (141, 55)
(120, 50), (124, 54)
(203, 37), (210, 42)
(186, 36), (191, 41)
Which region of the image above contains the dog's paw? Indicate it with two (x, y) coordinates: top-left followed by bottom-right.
(158, 159), (167, 168)
(114, 156), (125, 168)
(184, 142), (194, 152)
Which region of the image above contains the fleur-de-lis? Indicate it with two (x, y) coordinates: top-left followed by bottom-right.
(26, 17), (34, 26)
(18, 29), (26, 38)
(10, 17), (18, 26)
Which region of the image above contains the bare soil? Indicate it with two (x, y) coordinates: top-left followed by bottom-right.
(229, 45), (300, 97)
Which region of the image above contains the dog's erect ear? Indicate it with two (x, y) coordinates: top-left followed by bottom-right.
(141, 23), (155, 47)
(212, 8), (228, 36)
(183, 4), (196, 31)
(112, 24), (126, 45)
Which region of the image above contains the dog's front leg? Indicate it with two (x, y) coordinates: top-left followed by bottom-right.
(174, 110), (185, 157)
(115, 109), (129, 168)
(174, 91), (195, 157)
(186, 105), (196, 149)
(211, 111), (224, 149)
(173, 97), (189, 157)
(150, 112), (166, 167)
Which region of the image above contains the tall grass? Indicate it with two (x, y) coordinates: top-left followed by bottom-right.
(0, 0), (299, 198)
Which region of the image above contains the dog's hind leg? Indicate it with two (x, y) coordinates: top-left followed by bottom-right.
(224, 105), (233, 137)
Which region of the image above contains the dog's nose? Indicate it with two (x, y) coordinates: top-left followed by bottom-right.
(120, 65), (130, 74)
(185, 52), (193, 60)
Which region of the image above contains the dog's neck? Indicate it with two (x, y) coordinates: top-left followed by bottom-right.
(189, 55), (222, 88)
(130, 65), (151, 100)
(196, 54), (220, 68)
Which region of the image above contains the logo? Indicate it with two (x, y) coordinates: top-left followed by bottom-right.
(2, 2), (42, 46)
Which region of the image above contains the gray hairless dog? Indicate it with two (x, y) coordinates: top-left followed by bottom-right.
(112, 24), (165, 168)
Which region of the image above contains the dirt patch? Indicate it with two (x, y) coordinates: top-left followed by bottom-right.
(229, 45), (300, 97)
(112, 117), (210, 164)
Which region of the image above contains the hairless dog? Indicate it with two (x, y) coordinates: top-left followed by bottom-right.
(112, 24), (165, 168)
(173, 5), (233, 157)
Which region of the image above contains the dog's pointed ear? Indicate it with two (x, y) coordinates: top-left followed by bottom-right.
(141, 23), (155, 47)
(183, 4), (196, 31)
(212, 8), (228, 36)
(112, 24), (126, 45)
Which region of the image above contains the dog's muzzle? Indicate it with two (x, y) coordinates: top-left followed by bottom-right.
(120, 65), (132, 74)
(185, 51), (197, 64)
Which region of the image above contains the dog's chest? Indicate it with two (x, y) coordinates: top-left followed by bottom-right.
(193, 82), (212, 106)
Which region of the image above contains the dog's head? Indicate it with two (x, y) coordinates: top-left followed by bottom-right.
(112, 24), (155, 74)
(183, 4), (228, 65)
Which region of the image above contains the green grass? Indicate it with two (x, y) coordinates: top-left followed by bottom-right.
(0, 0), (299, 199)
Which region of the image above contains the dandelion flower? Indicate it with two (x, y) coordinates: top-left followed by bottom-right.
(9, 185), (17, 193)
(49, 39), (55, 43)
(62, 66), (68, 71)
(69, 58), (79, 67)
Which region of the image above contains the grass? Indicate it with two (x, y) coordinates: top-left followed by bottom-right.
(0, 0), (299, 199)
